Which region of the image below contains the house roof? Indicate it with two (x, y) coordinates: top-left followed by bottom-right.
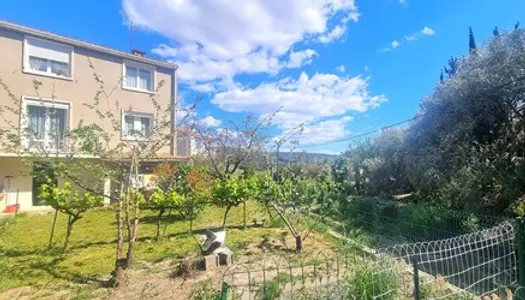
(0, 20), (178, 70)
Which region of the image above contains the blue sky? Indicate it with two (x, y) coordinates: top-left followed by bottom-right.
(1, 0), (524, 154)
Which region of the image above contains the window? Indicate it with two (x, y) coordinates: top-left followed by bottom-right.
(32, 162), (57, 206)
(123, 60), (154, 92)
(122, 111), (153, 140)
(24, 37), (73, 78)
(23, 98), (70, 152)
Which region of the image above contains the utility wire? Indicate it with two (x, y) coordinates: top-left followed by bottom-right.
(299, 73), (525, 149)
(300, 116), (420, 148)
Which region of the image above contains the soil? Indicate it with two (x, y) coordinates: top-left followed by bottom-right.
(0, 230), (336, 300)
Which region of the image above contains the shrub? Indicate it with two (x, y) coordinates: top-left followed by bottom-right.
(344, 265), (400, 300)
(189, 280), (219, 300)
(256, 279), (280, 300)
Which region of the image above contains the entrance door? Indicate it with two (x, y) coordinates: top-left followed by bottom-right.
(32, 162), (56, 206)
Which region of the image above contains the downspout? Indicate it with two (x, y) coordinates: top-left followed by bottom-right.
(170, 67), (178, 155)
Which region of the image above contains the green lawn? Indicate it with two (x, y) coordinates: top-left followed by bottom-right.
(0, 201), (270, 292)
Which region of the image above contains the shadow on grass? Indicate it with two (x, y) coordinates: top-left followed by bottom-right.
(1, 250), (109, 288)
(140, 214), (186, 224)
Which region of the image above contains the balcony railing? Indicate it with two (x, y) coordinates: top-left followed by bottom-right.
(25, 137), (69, 153)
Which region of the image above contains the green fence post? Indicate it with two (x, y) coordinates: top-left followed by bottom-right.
(517, 217), (525, 299)
(216, 282), (229, 300)
(412, 259), (421, 300)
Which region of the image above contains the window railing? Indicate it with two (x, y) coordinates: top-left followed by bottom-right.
(26, 137), (69, 153)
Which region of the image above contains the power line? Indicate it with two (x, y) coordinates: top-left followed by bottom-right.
(300, 116), (420, 148)
(300, 73), (525, 149)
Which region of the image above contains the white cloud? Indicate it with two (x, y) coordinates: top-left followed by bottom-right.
(275, 115), (353, 147)
(296, 116), (353, 144)
(421, 26), (436, 36)
(123, 0), (359, 89)
(318, 25), (346, 43)
(211, 72), (386, 130)
(176, 106), (197, 126)
(286, 49), (318, 68)
(200, 116), (222, 127)
(335, 65), (346, 72)
(398, 0), (407, 4)
(189, 82), (217, 93)
(391, 40), (400, 48)
(379, 26), (436, 53)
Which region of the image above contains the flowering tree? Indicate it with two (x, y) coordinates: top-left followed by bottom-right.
(148, 164), (212, 238)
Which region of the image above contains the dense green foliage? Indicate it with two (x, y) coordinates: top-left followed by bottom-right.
(148, 163), (212, 238)
(333, 27), (525, 216)
(39, 181), (103, 251)
(212, 175), (259, 228)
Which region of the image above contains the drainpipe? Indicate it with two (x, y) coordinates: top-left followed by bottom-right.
(170, 67), (178, 156)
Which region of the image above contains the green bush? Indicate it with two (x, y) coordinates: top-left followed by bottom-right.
(340, 196), (485, 245)
(256, 279), (280, 300)
(344, 266), (400, 300)
(189, 280), (219, 300)
(267, 216), (285, 228)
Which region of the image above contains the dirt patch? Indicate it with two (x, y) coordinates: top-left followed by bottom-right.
(0, 229), (336, 300)
(99, 230), (336, 299)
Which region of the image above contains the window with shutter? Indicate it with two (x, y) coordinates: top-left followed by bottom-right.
(24, 37), (73, 79)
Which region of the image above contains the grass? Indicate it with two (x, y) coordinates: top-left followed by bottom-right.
(0, 201), (272, 293)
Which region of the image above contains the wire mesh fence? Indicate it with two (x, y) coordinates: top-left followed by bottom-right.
(214, 202), (524, 299)
(378, 221), (517, 299)
(339, 197), (510, 248)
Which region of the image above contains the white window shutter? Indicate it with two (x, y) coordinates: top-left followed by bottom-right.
(27, 38), (71, 63)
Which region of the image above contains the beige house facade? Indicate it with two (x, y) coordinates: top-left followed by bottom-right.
(0, 20), (181, 212)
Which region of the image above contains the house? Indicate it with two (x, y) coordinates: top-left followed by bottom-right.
(176, 128), (207, 157)
(0, 20), (184, 212)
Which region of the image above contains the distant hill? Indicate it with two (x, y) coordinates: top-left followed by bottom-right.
(276, 152), (340, 164)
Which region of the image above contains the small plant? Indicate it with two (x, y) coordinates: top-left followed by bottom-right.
(189, 280), (220, 300)
(267, 216), (285, 228)
(255, 279), (280, 300)
(344, 265), (400, 300)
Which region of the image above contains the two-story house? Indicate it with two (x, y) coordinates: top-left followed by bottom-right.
(176, 128), (207, 157)
(0, 20), (182, 212)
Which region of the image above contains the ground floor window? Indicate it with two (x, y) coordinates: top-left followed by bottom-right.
(32, 162), (57, 206)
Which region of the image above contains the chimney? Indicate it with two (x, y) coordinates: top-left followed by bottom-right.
(131, 49), (146, 57)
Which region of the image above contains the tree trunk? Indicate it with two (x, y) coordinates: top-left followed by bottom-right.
(189, 217), (194, 234)
(126, 194), (141, 267)
(110, 258), (129, 287)
(243, 201), (247, 230)
(295, 235), (303, 253)
(116, 181), (125, 264)
(265, 204), (273, 219)
(48, 208), (59, 249)
(163, 208), (172, 237)
(63, 215), (78, 253)
(112, 161), (134, 288)
(156, 208), (165, 240)
(222, 205), (232, 229)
